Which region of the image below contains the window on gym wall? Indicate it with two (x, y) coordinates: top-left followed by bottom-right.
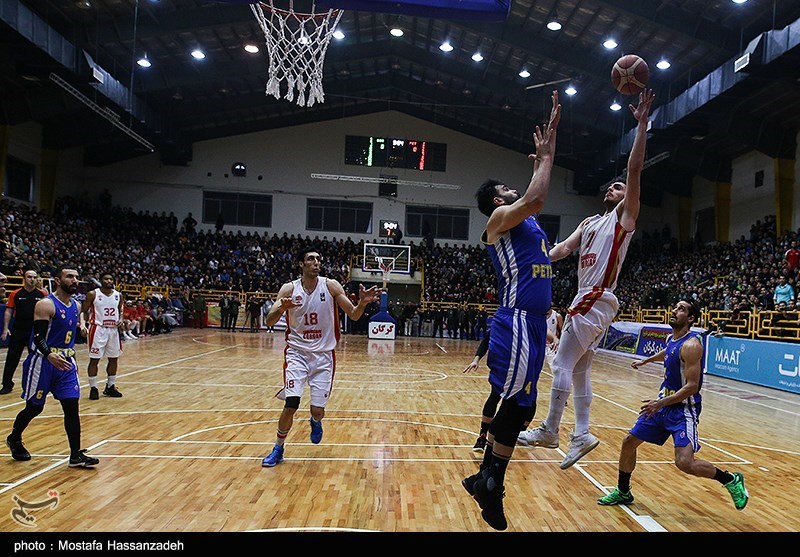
(307, 199), (373, 234)
(202, 191), (272, 227)
(406, 205), (469, 240)
(4, 156), (34, 203)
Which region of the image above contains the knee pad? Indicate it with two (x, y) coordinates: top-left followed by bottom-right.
(490, 398), (530, 446)
(482, 390), (501, 417)
(550, 363), (573, 393)
(24, 401), (45, 418)
(284, 396), (301, 409)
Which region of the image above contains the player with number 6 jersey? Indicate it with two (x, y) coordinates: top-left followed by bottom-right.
(260, 246), (382, 468)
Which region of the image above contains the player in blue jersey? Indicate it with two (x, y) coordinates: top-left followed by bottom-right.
(5, 265), (99, 467)
(461, 90), (561, 530)
(597, 298), (748, 511)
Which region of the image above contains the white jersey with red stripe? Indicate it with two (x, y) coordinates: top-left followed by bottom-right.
(89, 288), (122, 327)
(577, 208), (633, 293)
(285, 277), (339, 352)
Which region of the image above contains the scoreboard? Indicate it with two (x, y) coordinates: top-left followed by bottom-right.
(345, 135), (447, 171)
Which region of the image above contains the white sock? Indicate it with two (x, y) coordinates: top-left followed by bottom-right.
(107, 376), (116, 387)
(88, 376), (99, 388)
(544, 387), (570, 433)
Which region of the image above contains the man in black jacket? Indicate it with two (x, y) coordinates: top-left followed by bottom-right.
(1, 270), (47, 395)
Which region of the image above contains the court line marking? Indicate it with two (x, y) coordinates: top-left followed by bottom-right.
(577, 465), (667, 532)
(0, 439), (110, 495)
(0, 345), (239, 411)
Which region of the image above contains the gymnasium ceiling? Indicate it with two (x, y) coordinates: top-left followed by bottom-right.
(1, 0), (800, 200)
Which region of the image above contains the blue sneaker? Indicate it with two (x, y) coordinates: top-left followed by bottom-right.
(261, 445), (284, 467)
(310, 418), (323, 444)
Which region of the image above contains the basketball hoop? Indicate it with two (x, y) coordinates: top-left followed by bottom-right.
(250, 1), (343, 107)
(376, 256), (394, 288)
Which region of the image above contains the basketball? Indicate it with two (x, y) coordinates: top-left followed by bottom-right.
(611, 55), (649, 95)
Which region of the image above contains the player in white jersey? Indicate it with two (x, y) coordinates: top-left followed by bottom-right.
(81, 273), (124, 400)
(260, 247), (382, 467)
(518, 89), (655, 469)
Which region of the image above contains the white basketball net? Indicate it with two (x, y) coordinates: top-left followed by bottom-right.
(375, 256), (394, 284)
(250, 1), (343, 107)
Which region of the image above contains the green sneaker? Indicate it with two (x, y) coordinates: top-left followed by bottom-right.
(597, 488), (634, 506)
(724, 472), (749, 510)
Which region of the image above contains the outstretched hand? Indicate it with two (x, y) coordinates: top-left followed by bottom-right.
(359, 284), (382, 304)
(529, 90), (561, 160)
(629, 88), (655, 125)
(278, 296), (301, 311)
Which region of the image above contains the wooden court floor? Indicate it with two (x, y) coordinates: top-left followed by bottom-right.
(0, 328), (798, 534)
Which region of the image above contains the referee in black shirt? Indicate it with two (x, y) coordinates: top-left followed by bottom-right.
(1, 270), (47, 395)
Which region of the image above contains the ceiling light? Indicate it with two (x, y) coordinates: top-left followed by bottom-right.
(565, 86), (577, 96)
(439, 41), (454, 52)
(731, 0), (748, 4)
(137, 56), (151, 68)
(390, 28), (404, 37)
(333, 30), (345, 40)
(191, 49), (205, 60)
(472, 52), (483, 62)
(244, 44), (259, 53)
(519, 69), (531, 78)
(75, 0), (92, 9)
(546, 21), (562, 31)
(603, 39), (618, 50)
(610, 102), (622, 111)
(656, 59), (671, 70)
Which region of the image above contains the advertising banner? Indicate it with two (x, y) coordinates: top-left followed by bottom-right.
(706, 335), (800, 394)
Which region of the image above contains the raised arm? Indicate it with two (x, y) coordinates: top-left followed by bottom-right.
(549, 218), (587, 262)
(264, 282), (297, 327)
(618, 89), (655, 231)
(486, 91), (561, 238)
(329, 280), (382, 321)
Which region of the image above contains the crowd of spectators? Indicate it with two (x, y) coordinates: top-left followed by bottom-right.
(2, 193), (798, 325)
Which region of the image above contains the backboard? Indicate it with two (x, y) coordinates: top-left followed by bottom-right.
(363, 243), (411, 274)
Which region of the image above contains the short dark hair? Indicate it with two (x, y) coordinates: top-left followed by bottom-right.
(296, 246), (319, 263)
(475, 179), (504, 217)
(53, 265), (76, 279)
(681, 298), (701, 323)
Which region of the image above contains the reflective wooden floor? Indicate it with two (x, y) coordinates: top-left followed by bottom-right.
(0, 328), (798, 533)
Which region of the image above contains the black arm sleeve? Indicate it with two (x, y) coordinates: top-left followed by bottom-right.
(475, 329), (490, 359)
(32, 319), (50, 356)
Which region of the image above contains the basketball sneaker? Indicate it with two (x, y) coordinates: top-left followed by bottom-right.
(461, 468), (488, 497)
(261, 445), (284, 467)
(517, 423), (559, 448)
(69, 449), (99, 468)
(597, 488), (634, 506)
(103, 385), (123, 398)
(6, 435), (31, 461)
(472, 476), (507, 531)
(472, 434), (487, 452)
(309, 418), (323, 444)
(89, 387), (99, 400)
(724, 472), (749, 510)
(560, 432), (599, 469)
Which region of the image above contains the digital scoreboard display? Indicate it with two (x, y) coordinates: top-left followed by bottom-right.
(345, 135), (447, 172)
